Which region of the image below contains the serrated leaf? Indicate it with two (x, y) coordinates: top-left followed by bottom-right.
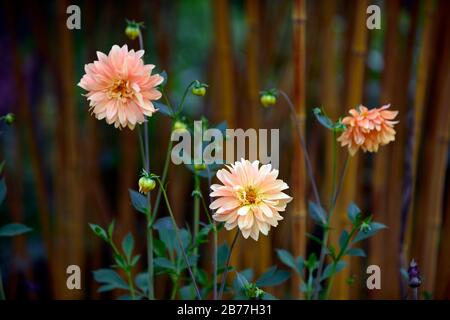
(347, 202), (361, 223)
(346, 248), (366, 257)
(352, 222), (387, 244)
(308, 201), (327, 225)
(128, 189), (148, 214)
(256, 266), (290, 287)
(276, 249), (296, 270)
(0, 223), (32, 237)
(321, 261), (347, 281)
(93, 269), (129, 290)
(122, 232), (134, 262)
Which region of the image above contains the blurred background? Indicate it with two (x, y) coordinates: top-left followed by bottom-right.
(0, 0), (449, 299)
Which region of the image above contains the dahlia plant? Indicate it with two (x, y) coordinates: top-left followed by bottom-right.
(80, 21), (398, 300)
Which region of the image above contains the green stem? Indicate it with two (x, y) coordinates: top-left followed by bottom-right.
(193, 174), (201, 259)
(155, 177), (202, 300)
(151, 132), (173, 222)
(170, 275), (179, 300)
(218, 231), (239, 299)
(0, 269), (5, 300)
(138, 29), (155, 300)
(313, 154), (350, 300)
(205, 166), (218, 300)
(324, 223), (359, 299)
(126, 269), (136, 300)
(176, 80), (198, 116)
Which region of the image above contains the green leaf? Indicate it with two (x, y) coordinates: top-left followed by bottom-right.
(308, 201), (327, 225)
(153, 102), (173, 117)
(153, 238), (166, 257)
(313, 107), (334, 129)
(276, 249), (297, 271)
(89, 223), (108, 241)
(0, 223), (32, 237)
(179, 284), (196, 300)
(159, 70), (168, 87)
(0, 178), (6, 205)
(131, 254), (141, 267)
(194, 224), (213, 247)
(153, 217), (176, 251)
(347, 202), (361, 223)
(135, 272), (148, 292)
(306, 232), (323, 246)
(107, 220), (115, 239)
(154, 257), (176, 272)
(321, 261), (347, 281)
(233, 269), (253, 292)
(93, 269), (129, 290)
(346, 248), (366, 257)
(122, 232), (134, 262)
(217, 243), (230, 270)
(256, 266), (290, 287)
(128, 189), (148, 215)
(339, 230), (349, 251)
(305, 253), (319, 271)
(352, 222), (387, 244)
(295, 256), (305, 273)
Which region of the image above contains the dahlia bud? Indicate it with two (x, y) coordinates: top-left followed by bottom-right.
(3, 113), (15, 125)
(243, 283), (265, 300)
(125, 20), (142, 40)
(138, 171), (156, 195)
(260, 90), (277, 107)
(194, 163), (207, 171)
(172, 120), (188, 134)
(408, 259), (422, 289)
(191, 81), (208, 97)
(360, 221), (371, 233)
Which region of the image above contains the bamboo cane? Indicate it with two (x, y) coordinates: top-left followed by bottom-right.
(331, 0), (368, 299)
(291, 0), (307, 299)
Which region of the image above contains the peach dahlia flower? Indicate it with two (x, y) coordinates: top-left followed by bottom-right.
(78, 45), (163, 130)
(209, 159), (292, 241)
(337, 105), (398, 156)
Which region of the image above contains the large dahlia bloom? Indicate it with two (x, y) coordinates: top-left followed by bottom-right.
(337, 105), (398, 156)
(78, 45), (163, 130)
(209, 159), (292, 241)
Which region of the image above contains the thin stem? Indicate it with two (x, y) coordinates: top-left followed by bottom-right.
(126, 269), (136, 300)
(177, 80), (197, 115)
(170, 275), (179, 300)
(151, 132), (173, 220)
(0, 269), (5, 300)
(138, 29), (155, 300)
(193, 173), (201, 241)
(313, 154), (350, 299)
(155, 177), (202, 300)
(218, 231), (239, 299)
(412, 288), (418, 300)
(278, 90), (322, 207)
(206, 165), (218, 300)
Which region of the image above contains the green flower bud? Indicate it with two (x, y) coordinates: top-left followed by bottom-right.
(139, 176), (156, 194)
(3, 113), (15, 125)
(260, 92), (277, 107)
(192, 81), (208, 97)
(194, 163), (207, 171)
(172, 120), (188, 134)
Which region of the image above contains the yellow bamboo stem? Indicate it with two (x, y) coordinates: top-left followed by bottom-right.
(291, 0), (307, 299)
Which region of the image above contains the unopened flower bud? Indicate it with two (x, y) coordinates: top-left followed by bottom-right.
(3, 113), (15, 125)
(125, 21), (142, 40)
(172, 120), (188, 134)
(243, 283), (265, 300)
(139, 176), (156, 194)
(194, 163), (207, 171)
(360, 221), (371, 233)
(408, 259), (422, 289)
(192, 81), (208, 97)
(260, 92), (277, 107)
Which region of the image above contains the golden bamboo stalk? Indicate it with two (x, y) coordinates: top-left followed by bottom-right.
(331, 0), (368, 299)
(404, 0), (436, 265)
(368, 0), (401, 299)
(413, 0), (450, 294)
(291, 0), (307, 299)
(56, 0), (84, 299)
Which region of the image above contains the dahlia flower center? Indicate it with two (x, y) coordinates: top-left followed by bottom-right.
(108, 79), (134, 101)
(238, 186), (260, 205)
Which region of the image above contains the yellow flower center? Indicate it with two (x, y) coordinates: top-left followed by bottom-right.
(108, 80), (134, 101)
(238, 186), (260, 205)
